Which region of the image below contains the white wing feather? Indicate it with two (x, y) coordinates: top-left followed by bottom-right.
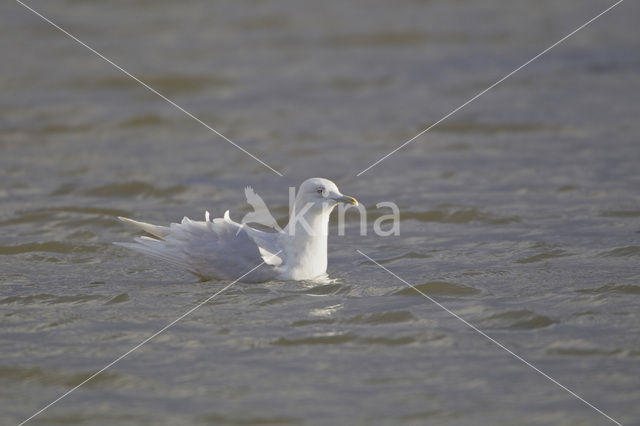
(115, 212), (283, 282)
(242, 186), (282, 231)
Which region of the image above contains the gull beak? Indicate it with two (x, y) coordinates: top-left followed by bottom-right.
(332, 194), (358, 206)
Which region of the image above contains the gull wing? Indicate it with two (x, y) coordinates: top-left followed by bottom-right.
(242, 186), (282, 231)
(116, 212), (283, 282)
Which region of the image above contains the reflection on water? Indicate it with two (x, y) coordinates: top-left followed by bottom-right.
(2, 0), (640, 424)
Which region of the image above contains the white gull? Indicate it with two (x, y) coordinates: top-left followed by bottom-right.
(115, 177), (357, 282)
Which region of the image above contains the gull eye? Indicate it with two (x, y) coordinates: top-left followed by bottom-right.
(316, 187), (325, 195)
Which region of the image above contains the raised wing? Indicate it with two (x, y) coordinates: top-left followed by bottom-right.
(242, 186), (282, 231)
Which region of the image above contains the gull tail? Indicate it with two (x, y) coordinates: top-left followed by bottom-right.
(117, 216), (170, 239)
(114, 217), (191, 272)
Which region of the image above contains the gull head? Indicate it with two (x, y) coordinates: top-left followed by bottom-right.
(295, 177), (358, 213)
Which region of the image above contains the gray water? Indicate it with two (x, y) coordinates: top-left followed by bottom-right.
(2, 0), (639, 424)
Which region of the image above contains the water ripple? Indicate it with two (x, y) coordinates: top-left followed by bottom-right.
(400, 208), (520, 225)
(0, 293), (106, 305)
(0, 365), (140, 388)
(477, 309), (555, 330)
(345, 310), (415, 325)
(598, 246), (640, 257)
(516, 249), (574, 264)
(0, 242), (99, 255)
(85, 181), (186, 198)
(274, 332), (357, 346)
(577, 283), (640, 295)
(392, 281), (481, 297)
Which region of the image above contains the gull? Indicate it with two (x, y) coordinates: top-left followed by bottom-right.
(115, 178), (358, 282)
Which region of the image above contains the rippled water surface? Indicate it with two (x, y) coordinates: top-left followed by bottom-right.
(2, 0), (639, 424)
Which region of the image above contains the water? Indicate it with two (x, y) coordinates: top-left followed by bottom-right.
(2, 0), (639, 424)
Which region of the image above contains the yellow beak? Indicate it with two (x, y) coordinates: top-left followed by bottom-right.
(333, 195), (358, 206)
